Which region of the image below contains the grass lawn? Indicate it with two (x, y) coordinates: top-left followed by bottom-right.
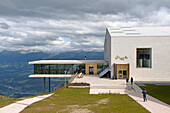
(140, 84), (170, 105)
(0, 95), (20, 108)
(21, 88), (149, 113)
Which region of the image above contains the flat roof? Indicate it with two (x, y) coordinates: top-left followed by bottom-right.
(107, 27), (170, 37)
(28, 60), (107, 64)
(29, 74), (72, 78)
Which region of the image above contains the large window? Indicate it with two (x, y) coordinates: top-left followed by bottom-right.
(34, 64), (85, 74)
(137, 48), (151, 68)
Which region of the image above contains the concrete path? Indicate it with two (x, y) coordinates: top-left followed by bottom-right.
(0, 93), (53, 113)
(126, 84), (170, 113)
(71, 75), (128, 94)
(72, 75), (170, 113)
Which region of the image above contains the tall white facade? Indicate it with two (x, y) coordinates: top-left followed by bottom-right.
(104, 27), (170, 81)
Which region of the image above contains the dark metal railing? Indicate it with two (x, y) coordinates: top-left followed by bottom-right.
(53, 82), (65, 91)
(97, 64), (109, 74)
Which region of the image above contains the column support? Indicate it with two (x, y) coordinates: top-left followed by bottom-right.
(49, 77), (51, 92)
(44, 77), (46, 93)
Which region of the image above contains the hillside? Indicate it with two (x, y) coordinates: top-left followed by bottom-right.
(0, 50), (104, 98)
(0, 94), (20, 108)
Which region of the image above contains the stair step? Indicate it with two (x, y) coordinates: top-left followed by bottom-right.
(90, 86), (127, 89)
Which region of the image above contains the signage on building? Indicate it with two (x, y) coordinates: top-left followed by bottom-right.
(115, 55), (128, 61)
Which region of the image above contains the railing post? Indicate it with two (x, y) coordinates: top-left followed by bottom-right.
(64, 70), (67, 89)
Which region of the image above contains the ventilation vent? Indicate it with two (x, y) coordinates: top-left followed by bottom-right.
(123, 29), (136, 31)
(126, 33), (140, 35)
(111, 31), (123, 33)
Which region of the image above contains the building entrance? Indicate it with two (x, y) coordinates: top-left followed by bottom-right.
(118, 70), (127, 79)
(89, 67), (94, 74)
(114, 64), (129, 79)
(85, 63), (97, 75)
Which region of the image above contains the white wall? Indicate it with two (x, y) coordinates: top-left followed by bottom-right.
(111, 36), (170, 81)
(104, 29), (111, 68)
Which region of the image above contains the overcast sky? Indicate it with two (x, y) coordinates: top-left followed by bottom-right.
(0, 0), (170, 52)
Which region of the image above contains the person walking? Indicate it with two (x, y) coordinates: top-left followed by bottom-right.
(142, 88), (147, 102)
(131, 77), (133, 85)
(126, 78), (129, 85)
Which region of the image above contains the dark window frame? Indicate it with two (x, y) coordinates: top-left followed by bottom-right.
(136, 48), (152, 68)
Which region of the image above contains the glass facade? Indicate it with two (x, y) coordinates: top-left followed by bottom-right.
(34, 63), (108, 75)
(34, 64), (85, 74)
(137, 48), (151, 68)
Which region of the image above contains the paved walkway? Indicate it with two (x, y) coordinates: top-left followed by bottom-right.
(0, 93), (53, 113)
(71, 75), (128, 94)
(126, 84), (170, 113)
(72, 75), (170, 113)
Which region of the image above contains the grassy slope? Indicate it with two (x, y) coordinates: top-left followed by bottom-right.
(140, 84), (170, 105)
(21, 88), (149, 113)
(0, 95), (20, 108)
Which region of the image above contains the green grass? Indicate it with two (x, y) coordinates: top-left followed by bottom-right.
(21, 92), (54, 99)
(21, 88), (149, 113)
(0, 95), (20, 108)
(140, 84), (170, 105)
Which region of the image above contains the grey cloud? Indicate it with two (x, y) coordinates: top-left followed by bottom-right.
(0, 0), (170, 19)
(0, 22), (10, 29)
(0, 0), (170, 52)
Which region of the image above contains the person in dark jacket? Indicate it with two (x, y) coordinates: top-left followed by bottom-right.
(142, 88), (147, 102)
(131, 77), (133, 85)
(126, 78), (129, 85)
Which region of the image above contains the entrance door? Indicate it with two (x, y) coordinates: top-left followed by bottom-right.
(89, 67), (94, 74)
(114, 64), (129, 79)
(118, 70), (127, 79)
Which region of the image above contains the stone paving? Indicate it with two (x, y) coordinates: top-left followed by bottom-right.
(71, 75), (128, 94)
(126, 84), (170, 113)
(0, 93), (53, 113)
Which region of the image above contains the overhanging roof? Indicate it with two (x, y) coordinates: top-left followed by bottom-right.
(29, 74), (72, 78)
(28, 60), (107, 64)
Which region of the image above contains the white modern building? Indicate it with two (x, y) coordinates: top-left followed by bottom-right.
(28, 27), (170, 92)
(104, 27), (170, 81)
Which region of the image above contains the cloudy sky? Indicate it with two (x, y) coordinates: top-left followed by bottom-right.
(0, 0), (170, 52)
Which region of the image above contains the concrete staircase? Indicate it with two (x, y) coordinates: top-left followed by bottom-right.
(98, 66), (109, 78)
(90, 81), (133, 94)
(70, 74), (133, 94)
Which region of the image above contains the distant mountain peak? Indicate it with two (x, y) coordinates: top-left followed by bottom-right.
(20, 50), (43, 54)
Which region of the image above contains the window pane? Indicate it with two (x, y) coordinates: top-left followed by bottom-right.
(118, 70), (122, 79)
(123, 70), (127, 79)
(137, 48), (151, 68)
(58, 64), (64, 74)
(50, 64), (57, 74)
(78, 64), (85, 74)
(64, 64), (73, 74)
(34, 64), (42, 74)
(45, 65), (49, 74)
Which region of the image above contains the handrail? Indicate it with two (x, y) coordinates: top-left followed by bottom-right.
(53, 72), (78, 91)
(98, 64), (109, 74)
(53, 82), (65, 91)
(68, 72), (78, 83)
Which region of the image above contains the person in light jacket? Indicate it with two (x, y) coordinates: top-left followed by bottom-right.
(142, 88), (147, 102)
